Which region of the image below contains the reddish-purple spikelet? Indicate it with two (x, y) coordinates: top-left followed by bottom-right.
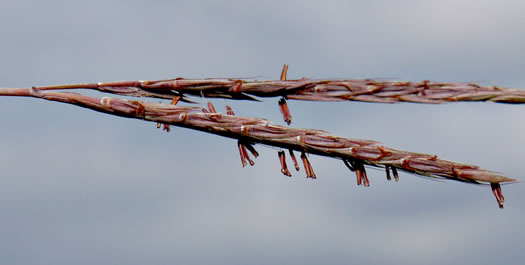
(304, 135), (349, 148)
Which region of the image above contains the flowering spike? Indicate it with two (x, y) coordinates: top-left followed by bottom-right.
(27, 77), (525, 105)
(289, 149), (300, 171)
(278, 151), (292, 177)
(279, 98), (292, 125)
(300, 152), (316, 179)
(0, 86), (518, 208)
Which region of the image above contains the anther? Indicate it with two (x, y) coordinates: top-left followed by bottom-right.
(279, 97), (292, 125)
(237, 141), (256, 167)
(361, 165), (370, 187)
(280, 64), (289, 81)
(352, 161), (369, 186)
(207, 102), (216, 113)
(392, 167), (399, 182)
(289, 149), (300, 171)
(226, 105), (235, 115)
(278, 151), (291, 177)
(355, 168), (363, 185)
(237, 141), (248, 167)
(241, 141), (259, 158)
(491, 183), (505, 209)
(385, 165), (392, 181)
(300, 152), (316, 179)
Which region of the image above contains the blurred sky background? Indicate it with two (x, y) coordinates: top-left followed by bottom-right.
(1, 0), (525, 264)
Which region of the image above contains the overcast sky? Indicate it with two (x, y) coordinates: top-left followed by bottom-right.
(1, 0), (525, 264)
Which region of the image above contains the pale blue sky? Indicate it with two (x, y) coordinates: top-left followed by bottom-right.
(1, 0), (524, 264)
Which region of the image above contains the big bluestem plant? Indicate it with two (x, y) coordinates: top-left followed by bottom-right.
(0, 65), (519, 208)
